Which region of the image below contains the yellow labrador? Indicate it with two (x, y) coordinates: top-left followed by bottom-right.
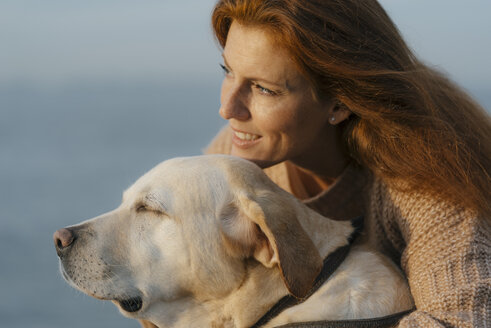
(54, 155), (413, 328)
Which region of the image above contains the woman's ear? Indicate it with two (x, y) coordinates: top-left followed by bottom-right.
(327, 100), (351, 125)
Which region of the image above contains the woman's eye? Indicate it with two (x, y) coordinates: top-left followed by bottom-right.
(219, 63), (230, 75)
(254, 83), (276, 96)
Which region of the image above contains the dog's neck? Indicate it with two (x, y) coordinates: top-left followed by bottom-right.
(147, 265), (287, 328)
(211, 208), (355, 328)
(208, 263), (289, 328)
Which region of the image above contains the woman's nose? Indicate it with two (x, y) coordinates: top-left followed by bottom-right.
(219, 83), (251, 121)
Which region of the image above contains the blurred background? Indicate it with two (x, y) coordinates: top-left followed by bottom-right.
(0, 1), (489, 327)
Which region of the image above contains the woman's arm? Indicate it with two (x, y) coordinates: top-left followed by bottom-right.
(369, 180), (491, 327)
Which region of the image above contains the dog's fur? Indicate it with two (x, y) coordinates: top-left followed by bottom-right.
(55, 155), (413, 328)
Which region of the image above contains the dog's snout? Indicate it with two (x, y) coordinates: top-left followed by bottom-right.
(54, 228), (75, 251)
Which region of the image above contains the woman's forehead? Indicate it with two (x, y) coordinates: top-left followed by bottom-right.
(223, 21), (306, 88)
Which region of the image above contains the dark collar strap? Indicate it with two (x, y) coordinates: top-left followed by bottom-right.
(273, 308), (415, 328)
(250, 216), (364, 328)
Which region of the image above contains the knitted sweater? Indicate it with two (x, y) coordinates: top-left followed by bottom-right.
(205, 125), (491, 328)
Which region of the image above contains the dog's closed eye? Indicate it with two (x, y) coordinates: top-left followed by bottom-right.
(135, 203), (168, 217)
(134, 193), (170, 216)
(136, 205), (147, 212)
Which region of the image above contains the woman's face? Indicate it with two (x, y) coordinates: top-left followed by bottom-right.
(219, 22), (335, 167)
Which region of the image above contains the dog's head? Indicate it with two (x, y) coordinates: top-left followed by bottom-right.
(54, 155), (322, 326)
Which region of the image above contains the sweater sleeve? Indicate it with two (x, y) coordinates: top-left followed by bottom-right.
(368, 179), (491, 328)
(203, 124), (233, 155)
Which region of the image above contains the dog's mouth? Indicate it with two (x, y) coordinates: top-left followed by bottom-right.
(60, 260), (144, 313)
(117, 297), (143, 313)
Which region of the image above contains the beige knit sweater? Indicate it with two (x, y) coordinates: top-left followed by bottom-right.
(205, 125), (491, 328)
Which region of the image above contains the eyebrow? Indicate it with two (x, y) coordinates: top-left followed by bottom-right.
(221, 53), (287, 89)
(143, 193), (168, 213)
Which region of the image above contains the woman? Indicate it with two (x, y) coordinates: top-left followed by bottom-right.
(205, 0), (491, 327)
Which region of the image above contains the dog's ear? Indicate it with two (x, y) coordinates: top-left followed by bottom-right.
(219, 191), (322, 298)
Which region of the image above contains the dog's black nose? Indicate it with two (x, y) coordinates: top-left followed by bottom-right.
(53, 228), (75, 251)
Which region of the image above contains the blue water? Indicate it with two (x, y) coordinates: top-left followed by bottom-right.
(0, 80), (223, 328)
(0, 81), (489, 328)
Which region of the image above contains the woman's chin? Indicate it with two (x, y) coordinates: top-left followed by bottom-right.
(231, 148), (283, 169)
(248, 158), (283, 169)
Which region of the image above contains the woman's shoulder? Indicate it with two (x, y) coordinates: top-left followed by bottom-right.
(367, 174), (485, 255)
(370, 174), (479, 222)
(203, 124), (233, 155)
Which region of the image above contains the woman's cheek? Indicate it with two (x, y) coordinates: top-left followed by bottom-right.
(255, 98), (299, 131)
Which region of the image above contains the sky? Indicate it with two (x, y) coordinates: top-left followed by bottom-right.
(0, 0), (490, 97)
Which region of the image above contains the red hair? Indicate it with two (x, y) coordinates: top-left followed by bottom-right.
(212, 0), (491, 216)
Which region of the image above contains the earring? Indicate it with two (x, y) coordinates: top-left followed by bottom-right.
(330, 116), (336, 123)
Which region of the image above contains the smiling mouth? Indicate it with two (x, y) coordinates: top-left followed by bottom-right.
(118, 297), (143, 313)
(232, 130), (262, 149)
(234, 130), (260, 141)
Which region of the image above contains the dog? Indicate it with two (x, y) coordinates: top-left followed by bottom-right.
(54, 155), (413, 328)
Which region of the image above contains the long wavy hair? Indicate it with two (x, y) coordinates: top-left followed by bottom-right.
(212, 0), (491, 216)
